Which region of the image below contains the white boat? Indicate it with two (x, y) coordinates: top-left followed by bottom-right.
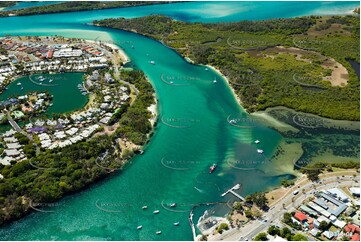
(170, 81), (174, 84)
(213, 78), (217, 83)
(205, 68), (208, 71)
(21, 87), (24, 90)
(257, 149), (264, 154)
(170, 203), (176, 207)
(229, 119), (236, 124)
(254, 140), (260, 144)
(156, 231), (162, 235)
(153, 210), (160, 214)
(137, 226), (142, 230)
(49, 79), (53, 83)
(17, 82), (21, 86)
(142, 206), (148, 209)
(149, 60), (155, 65)
(174, 222), (180, 226)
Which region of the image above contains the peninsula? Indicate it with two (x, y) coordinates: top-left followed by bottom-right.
(0, 35), (156, 225)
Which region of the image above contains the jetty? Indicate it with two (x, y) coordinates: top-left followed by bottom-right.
(221, 184), (245, 201)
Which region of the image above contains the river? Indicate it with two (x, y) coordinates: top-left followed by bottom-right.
(0, 1), (359, 240)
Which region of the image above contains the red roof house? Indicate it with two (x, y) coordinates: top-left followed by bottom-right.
(344, 224), (360, 234)
(351, 233), (360, 241)
(294, 212), (308, 222)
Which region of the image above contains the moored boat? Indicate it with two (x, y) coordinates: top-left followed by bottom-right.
(257, 149), (264, 154)
(153, 210), (160, 214)
(137, 225), (142, 230)
(156, 231), (162, 235)
(210, 163), (217, 173)
(173, 222), (180, 226)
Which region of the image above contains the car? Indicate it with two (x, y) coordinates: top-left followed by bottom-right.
(263, 219), (268, 222)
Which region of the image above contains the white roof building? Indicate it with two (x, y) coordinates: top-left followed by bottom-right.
(327, 188), (349, 202)
(350, 187), (360, 196)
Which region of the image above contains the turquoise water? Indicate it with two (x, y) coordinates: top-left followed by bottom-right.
(0, 73), (87, 114)
(0, 1), (359, 240)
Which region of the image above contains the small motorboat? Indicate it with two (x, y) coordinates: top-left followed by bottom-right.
(173, 222), (180, 226)
(153, 210), (160, 214)
(255, 140), (260, 144)
(257, 149), (264, 154)
(170, 203), (176, 208)
(131, 45), (135, 49)
(142, 206), (148, 209)
(137, 225), (142, 230)
(205, 68), (208, 71)
(139, 150), (144, 155)
(210, 163), (217, 173)
(213, 78), (217, 84)
(229, 119), (236, 124)
(149, 60), (155, 65)
(17, 82), (21, 86)
(49, 79), (53, 83)
(156, 231), (162, 235)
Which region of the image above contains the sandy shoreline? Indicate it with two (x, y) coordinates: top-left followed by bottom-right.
(205, 64), (246, 111)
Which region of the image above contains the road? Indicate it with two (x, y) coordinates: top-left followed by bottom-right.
(211, 172), (359, 241)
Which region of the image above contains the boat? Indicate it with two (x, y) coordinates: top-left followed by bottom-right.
(139, 150), (144, 155)
(137, 226), (142, 230)
(257, 149), (264, 154)
(213, 78), (217, 83)
(173, 222), (180, 226)
(21, 87), (23, 90)
(131, 45), (135, 49)
(205, 68), (208, 71)
(142, 206), (148, 209)
(17, 82), (21, 86)
(254, 140), (260, 144)
(49, 79), (53, 83)
(170, 203), (176, 207)
(49, 103), (53, 106)
(229, 119), (236, 124)
(210, 163), (217, 173)
(156, 231), (162, 235)
(153, 210), (160, 214)
(149, 60), (155, 65)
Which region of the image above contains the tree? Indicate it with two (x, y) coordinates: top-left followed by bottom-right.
(318, 221), (329, 231)
(268, 225), (280, 236)
(254, 232), (268, 241)
(216, 223), (229, 234)
(291, 234), (307, 241)
(280, 227), (292, 240)
(250, 192), (268, 209)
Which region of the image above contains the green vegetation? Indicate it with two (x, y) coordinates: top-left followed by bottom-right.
(94, 15), (360, 121)
(248, 192), (268, 210)
(283, 212), (302, 230)
(115, 70), (155, 145)
(268, 225), (281, 236)
(301, 160), (359, 181)
(0, 1), (16, 8)
(254, 232), (268, 241)
(281, 178), (295, 187)
(0, 1), (170, 17)
(0, 69), (156, 226)
(216, 223), (229, 234)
